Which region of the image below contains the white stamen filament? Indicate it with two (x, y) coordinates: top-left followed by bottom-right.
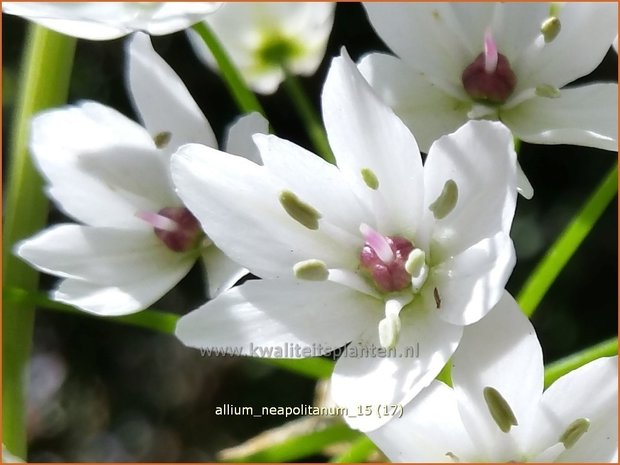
(483, 29), (498, 73)
(360, 223), (394, 263)
(327, 268), (381, 298)
(405, 249), (429, 293)
(136, 211), (178, 231)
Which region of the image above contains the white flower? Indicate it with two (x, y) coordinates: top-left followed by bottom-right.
(15, 33), (267, 316)
(2, 2), (220, 40)
(360, 3), (618, 154)
(188, 2), (335, 94)
(170, 49), (517, 432)
(368, 293), (618, 463)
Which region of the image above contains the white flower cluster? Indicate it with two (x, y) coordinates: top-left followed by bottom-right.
(7, 2), (617, 462)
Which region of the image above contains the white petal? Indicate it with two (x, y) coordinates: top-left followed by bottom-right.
(358, 52), (470, 154)
(30, 102), (162, 228)
(175, 279), (379, 355)
(16, 224), (193, 286)
(451, 293), (544, 461)
(322, 49), (424, 234)
(254, 133), (369, 238)
(201, 246), (247, 299)
(430, 232), (515, 326)
(172, 144), (357, 278)
(423, 120), (517, 258)
(529, 356), (618, 462)
(53, 263), (192, 316)
(516, 3), (617, 89)
(502, 84), (618, 152)
(517, 161), (534, 200)
(127, 32), (217, 153)
(223, 112), (269, 164)
(368, 380), (477, 462)
(2, 2), (131, 39)
(2, 2), (219, 39)
(332, 305), (462, 432)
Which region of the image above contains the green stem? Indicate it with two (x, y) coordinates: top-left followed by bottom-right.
(282, 70), (335, 164)
(191, 22), (266, 116)
(330, 435), (377, 463)
(544, 337), (617, 388)
(3, 25), (76, 459)
(517, 162), (617, 316)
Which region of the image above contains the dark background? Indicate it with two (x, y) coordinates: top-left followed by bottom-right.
(3, 3), (618, 461)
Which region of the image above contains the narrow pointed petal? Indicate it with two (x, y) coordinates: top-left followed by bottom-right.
(451, 293), (544, 460)
(16, 224), (192, 286)
(172, 144), (357, 278)
(332, 305), (462, 432)
(127, 33), (217, 153)
(529, 356), (618, 462)
(423, 120), (517, 258)
(175, 279), (379, 354)
(201, 246), (247, 299)
(30, 102), (160, 228)
(502, 84), (618, 152)
(223, 112), (269, 164)
(368, 380), (477, 462)
(322, 49), (424, 234)
(357, 52), (470, 154)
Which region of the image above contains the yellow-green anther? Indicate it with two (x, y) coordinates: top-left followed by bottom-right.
(536, 84), (561, 99)
(483, 386), (518, 433)
(405, 249), (425, 275)
(293, 259), (329, 281)
(559, 418), (590, 449)
(154, 131), (172, 148)
(378, 314), (401, 349)
(279, 190), (321, 230)
(361, 168), (379, 190)
(541, 17), (561, 43)
(429, 179), (458, 220)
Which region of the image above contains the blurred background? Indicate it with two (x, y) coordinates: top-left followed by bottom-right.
(3, 3), (618, 461)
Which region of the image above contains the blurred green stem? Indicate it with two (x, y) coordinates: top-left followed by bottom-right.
(3, 26), (76, 459)
(330, 435), (377, 463)
(282, 69), (335, 164)
(191, 22), (266, 116)
(544, 337), (617, 388)
(517, 162), (617, 316)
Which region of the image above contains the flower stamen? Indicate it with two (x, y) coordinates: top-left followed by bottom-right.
(483, 386), (518, 433)
(429, 179), (458, 220)
(559, 418), (590, 449)
(279, 190), (322, 230)
(293, 259), (329, 281)
(541, 16), (561, 43)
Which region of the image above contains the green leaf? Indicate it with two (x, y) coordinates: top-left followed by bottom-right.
(517, 162), (617, 316)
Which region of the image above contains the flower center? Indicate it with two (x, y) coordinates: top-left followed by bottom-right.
(359, 224), (415, 293)
(461, 31), (516, 104)
(137, 207), (203, 253)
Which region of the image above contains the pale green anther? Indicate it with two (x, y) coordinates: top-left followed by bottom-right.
(541, 16), (561, 43)
(293, 259), (329, 281)
(405, 249), (425, 275)
(483, 386), (519, 433)
(378, 314), (401, 349)
(536, 84), (561, 99)
(559, 418), (590, 449)
(279, 190), (321, 230)
(429, 179), (458, 220)
(361, 168), (379, 190)
(154, 131), (172, 148)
